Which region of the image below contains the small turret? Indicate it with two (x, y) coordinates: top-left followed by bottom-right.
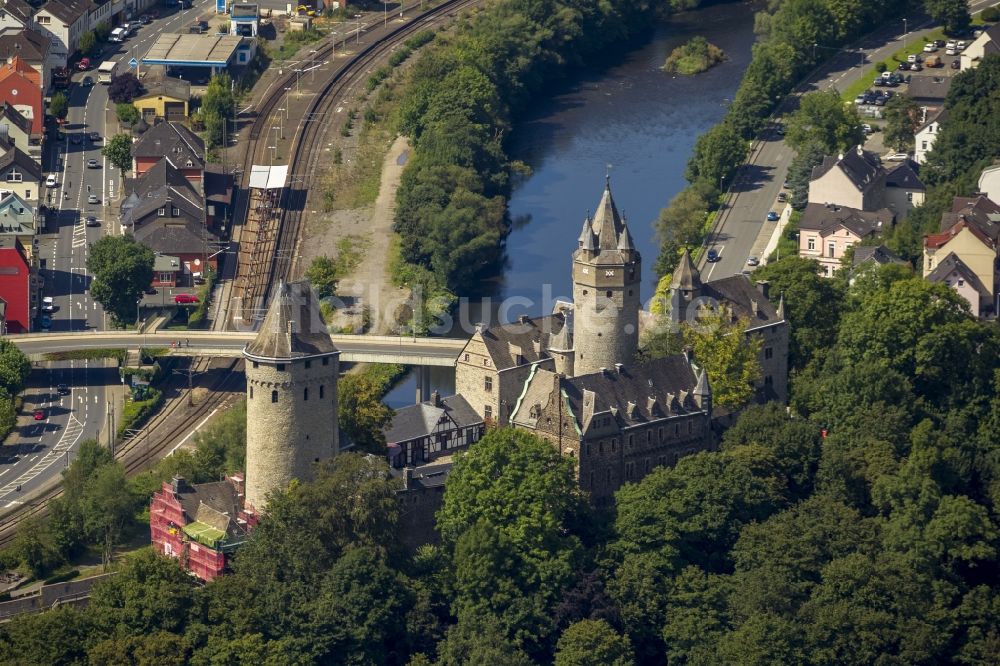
(670, 249), (702, 325)
(693, 368), (712, 413)
(776, 293), (785, 320)
(578, 216), (595, 251)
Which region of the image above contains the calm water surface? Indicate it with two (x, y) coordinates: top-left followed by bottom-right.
(386, 1), (759, 407)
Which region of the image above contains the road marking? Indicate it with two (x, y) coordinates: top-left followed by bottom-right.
(0, 414), (86, 500)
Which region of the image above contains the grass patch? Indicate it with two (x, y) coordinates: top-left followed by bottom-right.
(274, 28), (325, 61)
(117, 388), (164, 437)
(768, 210), (801, 263)
(42, 348), (126, 362)
(662, 36), (726, 75)
(334, 235), (369, 276)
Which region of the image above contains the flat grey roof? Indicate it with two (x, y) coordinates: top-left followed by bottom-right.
(142, 34), (245, 67)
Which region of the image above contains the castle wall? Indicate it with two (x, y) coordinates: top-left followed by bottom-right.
(245, 353), (339, 510)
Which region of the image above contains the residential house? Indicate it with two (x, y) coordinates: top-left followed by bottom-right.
(131, 77), (190, 123)
(0, 144), (41, 205)
(150, 475), (255, 582)
(0, 103), (36, 160)
(808, 146), (886, 211)
(131, 120), (204, 186)
(977, 164), (1000, 204)
(961, 23), (1000, 70)
(509, 354), (713, 504)
(926, 252), (992, 317)
(798, 202), (895, 277)
(0, 29), (52, 93)
(152, 253), (181, 288)
(204, 163), (233, 230)
(667, 249), (789, 403)
(34, 0), (94, 67)
(0, 58), (43, 136)
(923, 194), (1000, 317)
(884, 160), (926, 218)
(0, 236), (33, 331)
(906, 75), (953, 112)
(0, 0), (35, 36)
(120, 158), (218, 277)
(914, 108), (947, 165)
(0, 193), (38, 256)
(852, 244), (907, 271)
(385, 391), (485, 469)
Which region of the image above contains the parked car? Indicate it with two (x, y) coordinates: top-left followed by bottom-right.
(45, 174), (58, 187)
(174, 293), (199, 304)
(41, 296), (54, 311)
(935, 39), (947, 47)
(885, 152), (910, 161)
(946, 47), (958, 55)
(873, 78), (885, 87)
(907, 54), (919, 63)
(951, 59), (960, 69)
(77, 57), (90, 70)
(898, 61), (910, 70)
(881, 71), (893, 80)
(56, 384), (70, 395)
(911, 62), (923, 71)
(854, 94), (867, 105)
(923, 43), (937, 52)
(766, 211), (779, 221)
(139, 14), (151, 24)
(706, 249), (720, 263)
(746, 256), (760, 267)
(33, 409), (45, 421)
(87, 158), (99, 168)
(82, 76), (93, 86)
(957, 41), (967, 50)
(777, 192), (788, 203)
(87, 194), (99, 204)
(861, 123), (873, 134)
(874, 95), (887, 106)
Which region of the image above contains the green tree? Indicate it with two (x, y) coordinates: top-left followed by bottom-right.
(925, 0), (971, 34)
(81, 463), (139, 569)
(48, 92), (69, 122)
(785, 142), (825, 210)
(882, 94), (921, 152)
(305, 256), (338, 300)
(682, 307), (762, 410)
(102, 133), (133, 174)
(0, 337), (32, 395)
(654, 181), (716, 277)
(108, 73), (143, 103)
(87, 235), (154, 325)
(684, 120), (746, 188)
(0, 607), (92, 665)
(115, 102), (140, 126)
(786, 89), (863, 154)
(435, 615), (535, 666)
(78, 31), (97, 56)
(93, 21), (111, 42)
(554, 619), (634, 666)
(200, 75), (234, 148)
(338, 371), (393, 454)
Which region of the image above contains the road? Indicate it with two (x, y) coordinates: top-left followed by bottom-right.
(702, 0), (1000, 280)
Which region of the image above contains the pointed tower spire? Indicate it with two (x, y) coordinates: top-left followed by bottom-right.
(776, 293), (785, 320)
(693, 367), (712, 412)
(670, 248), (702, 291)
(591, 177), (626, 250)
(579, 215), (596, 251)
(617, 224), (635, 251)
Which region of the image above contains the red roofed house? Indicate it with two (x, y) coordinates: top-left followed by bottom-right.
(0, 236), (33, 332)
(923, 194), (1000, 317)
(150, 474), (256, 581)
(0, 58), (43, 136)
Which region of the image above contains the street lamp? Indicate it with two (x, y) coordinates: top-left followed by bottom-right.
(355, 13), (362, 45)
(383, 0), (387, 27)
(268, 145), (277, 164)
(903, 18), (908, 50)
(309, 49), (317, 81)
(284, 87), (291, 119)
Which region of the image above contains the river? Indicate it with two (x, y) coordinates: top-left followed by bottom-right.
(386, 1), (760, 407)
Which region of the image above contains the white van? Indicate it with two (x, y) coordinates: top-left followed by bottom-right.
(110, 27), (127, 42)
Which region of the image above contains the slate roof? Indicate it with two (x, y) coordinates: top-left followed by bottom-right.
(907, 75), (953, 103)
(37, 0), (93, 24)
(886, 161), (926, 191)
(917, 107), (948, 133)
(0, 0), (35, 25)
(476, 311), (570, 371)
(810, 147), (884, 192)
(134, 220), (214, 255)
(384, 393), (482, 445)
(562, 355), (704, 430)
(799, 203), (894, 239)
(244, 280), (339, 360)
(0, 145), (40, 180)
(925, 219), (995, 250)
(132, 121), (205, 170)
(0, 103), (31, 137)
(172, 478), (242, 525)
(940, 195), (1000, 242)
(393, 459), (454, 490)
(134, 77), (191, 102)
(671, 248), (701, 290)
(120, 158), (204, 230)
(925, 251), (992, 304)
(204, 164), (233, 205)
(0, 193), (34, 234)
(852, 244), (907, 268)
(573, 179), (640, 266)
(700, 274), (784, 328)
(0, 29), (51, 63)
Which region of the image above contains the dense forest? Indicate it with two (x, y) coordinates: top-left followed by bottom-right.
(1, 257), (998, 665)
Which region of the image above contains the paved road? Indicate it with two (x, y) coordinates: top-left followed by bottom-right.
(702, 0), (999, 280)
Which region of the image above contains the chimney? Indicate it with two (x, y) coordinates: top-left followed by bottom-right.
(402, 467), (413, 490)
(431, 390), (441, 407)
(614, 363), (624, 374)
(750, 299), (759, 316)
(856, 145), (863, 156)
(599, 367), (608, 375)
(171, 476), (189, 493)
(582, 389), (596, 430)
(756, 280), (770, 299)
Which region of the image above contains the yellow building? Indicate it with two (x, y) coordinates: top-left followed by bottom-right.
(133, 77), (192, 123)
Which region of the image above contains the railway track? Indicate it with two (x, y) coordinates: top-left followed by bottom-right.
(0, 360), (242, 549)
(232, 0), (482, 314)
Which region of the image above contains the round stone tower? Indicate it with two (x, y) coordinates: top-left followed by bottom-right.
(244, 280), (340, 511)
(571, 178), (641, 376)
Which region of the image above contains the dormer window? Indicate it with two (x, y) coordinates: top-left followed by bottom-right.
(158, 208), (166, 216)
(185, 159), (193, 167)
(5, 169), (21, 182)
(172, 207), (179, 216)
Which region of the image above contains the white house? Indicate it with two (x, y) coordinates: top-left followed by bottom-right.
(914, 108), (947, 165)
(977, 165), (1000, 204)
(885, 160), (926, 219)
(0, 0), (35, 36)
(961, 23), (1000, 70)
(34, 0), (93, 68)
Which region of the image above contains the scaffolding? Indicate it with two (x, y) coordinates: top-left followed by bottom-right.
(232, 165), (288, 328)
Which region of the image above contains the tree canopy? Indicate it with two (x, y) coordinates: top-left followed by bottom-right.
(86, 234), (154, 325)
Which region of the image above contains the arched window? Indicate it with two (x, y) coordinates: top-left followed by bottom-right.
(271, 390), (278, 403)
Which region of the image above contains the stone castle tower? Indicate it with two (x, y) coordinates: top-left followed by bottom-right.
(243, 281), (340, 511)
(571, 178), (641, 375)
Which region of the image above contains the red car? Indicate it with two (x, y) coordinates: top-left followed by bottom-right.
(77, 57), (91, 71)
(174, 294), (199, 304)
(33, 409), (45, 421)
